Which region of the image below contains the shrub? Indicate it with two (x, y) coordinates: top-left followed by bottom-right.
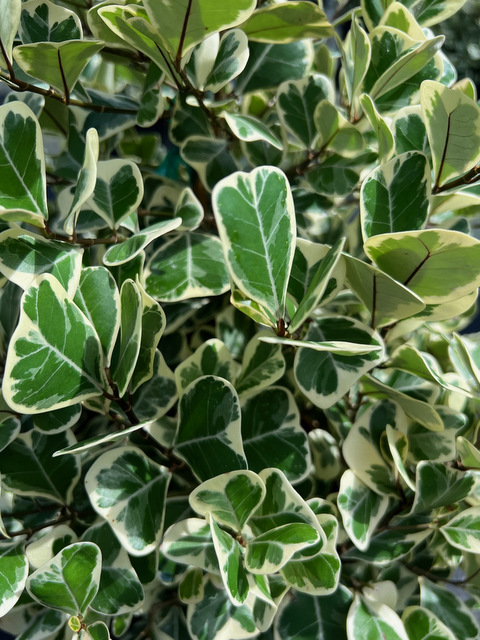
(1, 1), (480, 639)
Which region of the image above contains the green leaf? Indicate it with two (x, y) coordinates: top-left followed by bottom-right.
(361, 94), (395, 163)
(146, 232), (229, 302)
(129, 280), (166, 393)
(0, 542), (29, 617)
(0, 0), (21, 70)
(456, 436), (480, 470)
(53, 422), (149, 457)
(181, 136), (238, 192)
(402, 606), (456, 640)
(241, 2), (333, 43)
(276, 74), (334, 149)
(402, 0), (469, 27)
(344, 254), (425, 327)
(364, 28), (444, 102)
(132, 350), (177, 422)
(187, 576), (257, 640)
(347, 595), (409, 640)
(440, 506), (480, 553)
(73, 266), (120, 366)
(364, 229), (480, 304)
(361, 374), (443, 431)
(89, 159), (144, 230)
(3, 274), (105, 413)
(15, 608), (66, 640)
(392, 105), (429, 155)
(64, 128), (99, 236)
(275, 586), (352, 640)
(338, 470), (390, 550)
(210, 517), (249, 605)
(33, 404), (81, 434)
(339, 18), (371, 118)
(13, 39), (104, 94)
(342, 404), (398, 497)
(142, 0), (256, 58)
(246, 522), (319, 574)
(412, 462), (479, 513)
(213, 166), (295, 321)
(27, 542), (101, 616)
(175, 375), (247, 481)
(203, 29), (249, 93)
(307, 155), (360, 196)
(361, 152), (430, 240)
(189, 470), (265, 532)
(0, 416), (21, 452)
(0, 228), (82, 296)
(420, 577), (479, 640)
(85, 446), (171, 556)
(241, 386), (310, 482)
(179, 567), (204, 604)
(235, 333), (285, 396)
(103, 219), (181, 266)
(236, 41), (313, 93)
(162, 518), (219, 574)
(313, 100), (365, 158)
(0, 429), (80, 502)
(280, 514), (340, 595)
(223, 113), (283, 150)
(294, 317), (385, 409)
(87, 622), (110, 640)
(82, 521), (144, 615)
(289, 237), (345, 333)
(20, 0), (82, 43)
(288, 238), (346, 308)
(0, 101), (47, 218)
(421, 80), (480, 189)
(173, 187), (204, 231)
(175, 338), (238, 394)
(109, 279), (142, 398)
(137, 62), (164, 128)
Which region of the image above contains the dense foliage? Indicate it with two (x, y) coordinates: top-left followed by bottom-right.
(1, 1), (480, 639)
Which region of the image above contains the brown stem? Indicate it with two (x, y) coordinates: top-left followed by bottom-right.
(432, 163), (480, 194)
(0, 36), (15, 80)
(0, 70), (138, 114)
(57, 49), (70, 105)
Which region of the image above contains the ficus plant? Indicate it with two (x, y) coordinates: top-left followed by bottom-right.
(1, 0), (480, 639)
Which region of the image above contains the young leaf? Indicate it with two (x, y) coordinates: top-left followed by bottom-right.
(210, 517), (249, 605)
(212, 166), (296, 321)
(85, 447), (171, 556)
(235, 333), (285, 396)
(203, 29), (249, 93)
(73, 266), (120, 366)
(110, 279), (142, 398)
(27, 542), (101, 616)
(0, 541), (29, 617)
(175, 375), (247, 481)
(132, 350), (177, 422)
(421, 80), (480, 189)
(339, 18), (371, 117)
(189, 470), (265, 532)
(3, 274), (105, 413)
(360, 152), (431, 240)
(361, 94), (395, 162)
(103, 219), (181, 266)
(222, 113), (283, 150)
(0, 101), (47, 219)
